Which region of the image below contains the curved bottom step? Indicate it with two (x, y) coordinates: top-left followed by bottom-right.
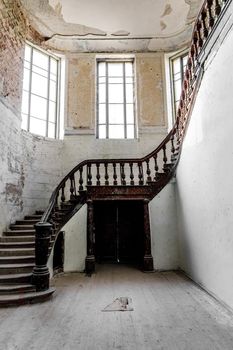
(0, 287), (56, 307)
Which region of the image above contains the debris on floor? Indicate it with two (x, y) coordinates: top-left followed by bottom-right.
(102, 297), (133, 312)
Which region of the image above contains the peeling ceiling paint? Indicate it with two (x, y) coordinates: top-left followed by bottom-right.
(20, 0), (203, 52)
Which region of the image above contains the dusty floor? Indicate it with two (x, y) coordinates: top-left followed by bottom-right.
(0, 265), (233, 350)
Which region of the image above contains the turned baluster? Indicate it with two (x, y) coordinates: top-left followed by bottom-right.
(96, 163), (100, 186)
(79, 167), (84, 191)
(70, 175), (75, 200)
(120, 163), (126, 185)
(87, 164), (92, 186)
(196, 20), (203, 49)
(170, 133), (175, 160)
(163, 145), (167, 169)
(138, 162), (144, 185)
(201, 8), (209, 39)
(207, 0), (215, 28)
(214, 0), (221, 16)
(104, 163), (109, 185)
(146, 159), (152, 183)
(113, 162), (118, 186)
(193, 31), (199, 58)
(153, 155), (159, 180)
(61, 184), (65, 203)
(129, 162), (134, 185)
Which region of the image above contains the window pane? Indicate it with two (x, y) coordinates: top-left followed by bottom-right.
(24, 61), (30, 69)
(126, 104), (134, 124)
(49, 101), (56, 122)
(50, 58), (57, 74)
(98, 125), (106, 139)
(98, 62), (106, 76)
(23, 69), (30, 91)
(109, 125), (124, 139)
(126, 77), (133, 84)
(125, 62), (133, 76)
(48, 122), (55, 138)
(33, 50), (49, 70)
(108, 77), (123, 84)
(108, 63), (123, 77)
(32, 65), (48, 78)
(31, 72), (48, 98)
(174, 80), (182, 101)
(98, 84), (106, 103)
(99, 77), (106, 84)
(50, 80), (57, 101)
(127, 125), (134, 139)
(30, 94), (47, 120)
(21, 91), (29, 114)
(30, 117), (46, 136)
(126, 84), (134, 103)
(21, 113), (28, 130)
(109, 104), (124, 124)
(173, 58), (180, 74)
(109, 84), (123, 103)
(98, 104), (106, 124)
(24, 45), (31, 62)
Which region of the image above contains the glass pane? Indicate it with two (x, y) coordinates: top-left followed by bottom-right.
(30, 94), (47, 120)
(99, 77), (106, 84)
(98, 125), (106, 139)
(109, 84), (123, 103)
(50, 73), (57, 82)
(126, 77), (133, 84)
(98, 84), (106, 103)
(21, 113), (28, 130)
(109, 125), (124, 139)
(32, 49), (49, 70)
(108, 77), (123, 84)
(173, 58), (180, 74)
(127, 125), (135, 139)
(23, 68), (30, 91)
(98, 62), (106, 76)
(125, 62), (133, 76)
(126, 84), (134, 103)
(48, 122), (55, 138)
(182, 56), (188, 72)
(32, 65), (48, 78)
(108, 63), (123, 77)
(29, 117), (46, 137)
(24, 61), (30, 69)
(50, 58), (57, 75)
(31, 72), (48, 98)
(49, 80), (57, 101)
(109, 104), (124, 124)
(24, 45), (31, 62)
(49, 101), (56, 122)
(21, 91), (29, 114)
(126, 104), (134, 123)
(174, 80), (182, 101)
(98, 104), (106, 124)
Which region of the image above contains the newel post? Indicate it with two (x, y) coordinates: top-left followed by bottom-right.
(32, 222), (52, 291)
(85, 199), (95, 274)
(143, 199), (154, 272)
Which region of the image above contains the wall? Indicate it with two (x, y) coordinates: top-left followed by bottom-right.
(176, 18), (233, 309)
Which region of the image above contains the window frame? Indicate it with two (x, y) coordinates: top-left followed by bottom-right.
(96, 58), (136, 140)
(21, 42), (61, 139)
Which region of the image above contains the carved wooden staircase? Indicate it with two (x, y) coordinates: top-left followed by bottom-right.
(0, 0), (229, 306)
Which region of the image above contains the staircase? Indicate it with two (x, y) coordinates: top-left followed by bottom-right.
(0, 0), (229, 306)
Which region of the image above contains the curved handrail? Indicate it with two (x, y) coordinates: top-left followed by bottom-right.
(41, 0), (230, 225)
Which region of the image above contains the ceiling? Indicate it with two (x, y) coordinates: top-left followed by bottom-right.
(21, 0), (203, 52)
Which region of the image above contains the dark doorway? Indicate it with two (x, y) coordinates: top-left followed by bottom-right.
(53, 231), (64, 275)
(94, 201), (144, 267)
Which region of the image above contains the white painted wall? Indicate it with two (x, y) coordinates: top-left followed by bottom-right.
(150, 181), (179, 270)
(176, 23), (233, 309)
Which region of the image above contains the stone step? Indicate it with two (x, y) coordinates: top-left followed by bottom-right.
(0, 287), (55, 307)
(10, 225), (34, 231)
(3, 230), (35, 236)
(0, 241), (35, 248)
(35, 210), (44, 215)
(0, 235), (35, 242)
(15, 219), (39, 225)
(0, 263), (34, 274)
(24, 215), (42, 220)
(0, 256), (35, 264)
(0, 248), (35, 256)
(0, 273), (32, 284)
(0, 284), (36, 295)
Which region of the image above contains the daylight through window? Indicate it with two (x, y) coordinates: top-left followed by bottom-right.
(171, 53), (188, 114)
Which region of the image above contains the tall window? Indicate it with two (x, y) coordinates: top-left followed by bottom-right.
(97, 60), (136, 139)
(21, 43), (60, 138)
(171, 53), (188, 114)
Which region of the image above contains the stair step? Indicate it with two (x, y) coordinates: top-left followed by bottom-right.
(1, 235), (35, 242)
(0, 287), (55, 307)
(0, 248), (34, 256)
(35, 210), (44, 215)
(0, 256), (35, 264)
(0, 241), (35, 248)
(10, 225), (34, 231)
(0, 273), (32, 284)
(0, 284), (35, 295)
(15, 220), (40, 225)
(3, 230), (35, 236)
(25, 215), (42, 220)
(0, 263), (34, 274)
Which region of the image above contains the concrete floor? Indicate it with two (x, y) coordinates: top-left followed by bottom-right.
(1, 265), (233, 350)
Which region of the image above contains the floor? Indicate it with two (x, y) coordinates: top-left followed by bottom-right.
(1, 265), (233, 350)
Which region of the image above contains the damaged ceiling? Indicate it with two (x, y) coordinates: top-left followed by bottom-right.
(20, 0), (203, 52)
